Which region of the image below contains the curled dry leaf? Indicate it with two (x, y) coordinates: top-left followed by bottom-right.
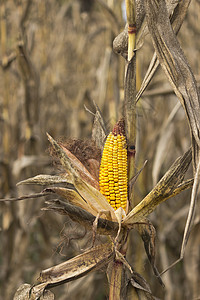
(134, 218), (164, 287)
(31, 243), (114, 298)
(44, 187), (96, 214)
(144, 0), (200, 171)
(129, 272), (154, 299)
(42, 199), (119, 237)
(17, 174), (72, 186)
(136, 0), (191, 102)
(123, 148), (192, 225)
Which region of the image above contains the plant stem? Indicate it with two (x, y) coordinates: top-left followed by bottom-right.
(125, 57), (137, 210)
(124, 1), (137, 210)
(125, 0), (136, 61)
(109, 261), (123, 300)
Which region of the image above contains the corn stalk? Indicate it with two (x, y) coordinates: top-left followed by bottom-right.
(1, 1), (198, 299)
(108, 1), (137, 298)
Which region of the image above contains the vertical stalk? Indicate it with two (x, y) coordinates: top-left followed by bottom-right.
(125, 0), (137, 210)
(125, 0), (136, 61)
(108, 1), (137, 298)
(107, 2), (130, 297)
(124, 2), (139, 290)
(109, 261), (123, 300)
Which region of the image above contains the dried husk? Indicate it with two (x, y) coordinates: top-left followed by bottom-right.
(30, 243), (114, 298)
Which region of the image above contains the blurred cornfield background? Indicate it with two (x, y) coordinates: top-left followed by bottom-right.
(0, 0), (200, 299)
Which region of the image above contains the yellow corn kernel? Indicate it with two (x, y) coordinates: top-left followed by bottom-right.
(99, 120), (128, 210)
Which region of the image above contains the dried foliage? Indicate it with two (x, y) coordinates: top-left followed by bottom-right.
(0, 1), (200, 300)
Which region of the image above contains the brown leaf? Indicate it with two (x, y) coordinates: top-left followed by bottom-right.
(136, 0), (191, 102)
(32, 242), (114, 297)
(144, 0), (200, 171)
(123, 148), (192, 224)
(127, 269), (156, 300)
(43, 199), (119, 236)
(17, 174), (72, 186)
(44, 187), (97, 216)
(134, 219), (164, 287)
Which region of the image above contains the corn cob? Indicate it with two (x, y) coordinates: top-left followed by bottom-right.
(99, 120), (128, 210)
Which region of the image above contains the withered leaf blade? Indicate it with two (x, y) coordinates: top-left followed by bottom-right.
(43, 199), (119, 236)
(144, 0), (200, 171)
(17, 174), (72, 186)
(127, 269), (155, 300)
(34, 243), (114, 293)
(136, 52), (159, 103)
(44, 187), (97, 216)
(171, 178), (193, 197)
(123, 148), (192, 224)
(136, 0), (191, 102)
(134, 219), (164, 287)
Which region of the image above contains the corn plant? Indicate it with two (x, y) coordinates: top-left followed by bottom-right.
(1, 0), (200, 299)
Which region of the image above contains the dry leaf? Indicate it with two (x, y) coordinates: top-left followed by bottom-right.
(123, 148), (192, 225)
(43, 199), (119, 237)
(134, 219), (163, 286)
(44, 187), (97, 216)
(17, 174), (72, 186)
(144, 0), (200, 171)
(31, 242), (114, 298)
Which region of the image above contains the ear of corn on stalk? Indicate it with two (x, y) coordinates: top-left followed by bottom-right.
(99, 120), (128, 210)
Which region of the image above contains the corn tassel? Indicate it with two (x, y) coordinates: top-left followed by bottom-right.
(99, 120), (128, 210)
